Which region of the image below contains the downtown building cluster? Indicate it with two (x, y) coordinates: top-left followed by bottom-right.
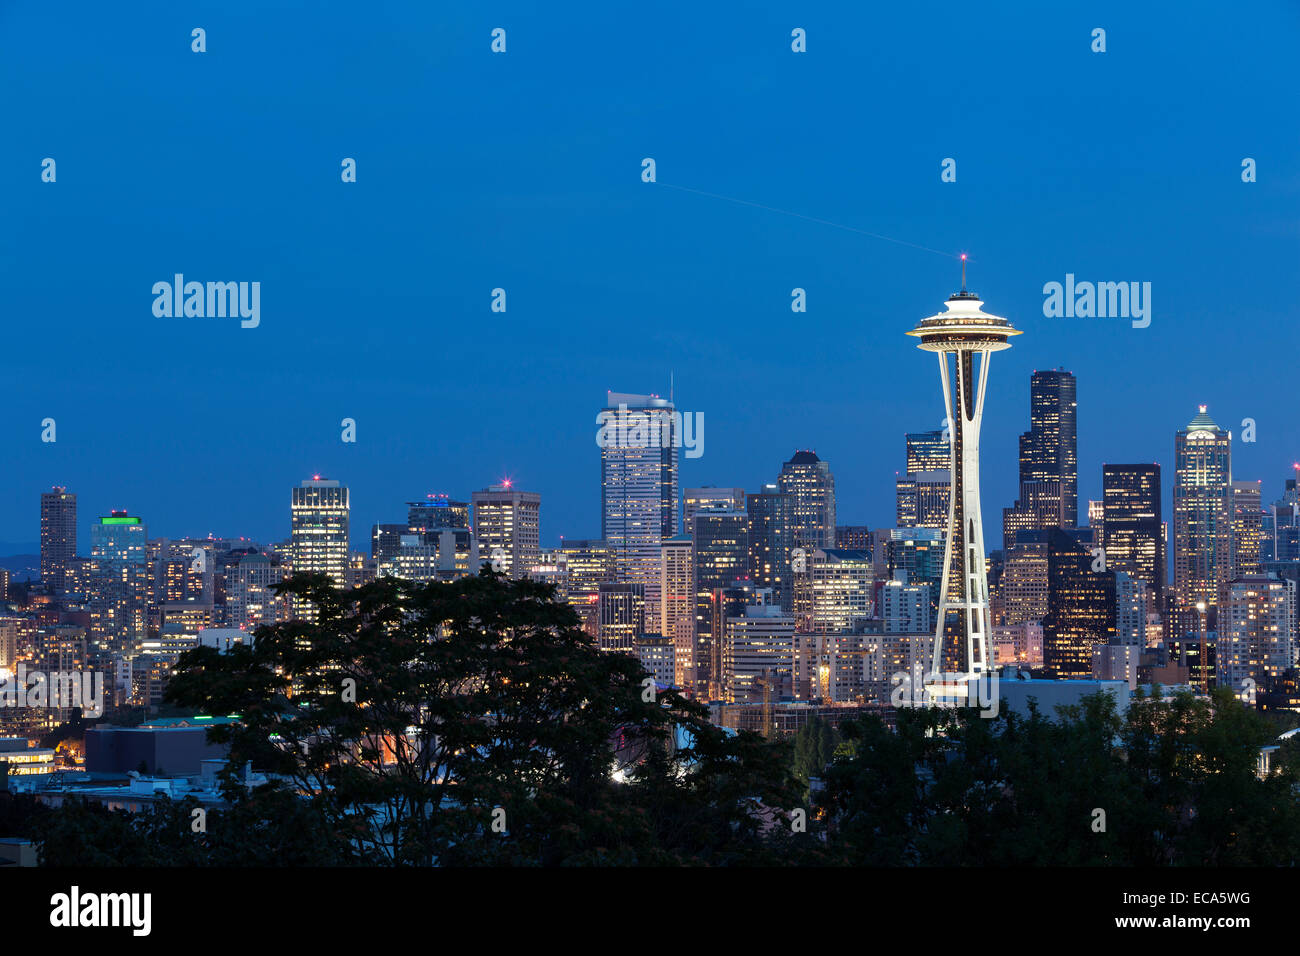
(3, 377), (1299, 751)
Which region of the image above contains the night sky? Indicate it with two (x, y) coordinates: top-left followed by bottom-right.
(2, 1), (1297, 552)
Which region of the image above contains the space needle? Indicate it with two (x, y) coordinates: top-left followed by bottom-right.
(906, 257), (1020, 703)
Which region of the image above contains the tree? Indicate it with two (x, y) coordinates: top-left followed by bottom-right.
(165, 570), (802, 865)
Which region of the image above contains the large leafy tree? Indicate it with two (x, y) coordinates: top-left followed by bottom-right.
(165, 570), (802, 865)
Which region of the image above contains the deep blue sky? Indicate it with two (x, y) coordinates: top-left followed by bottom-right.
(2, 1), (1298, 552)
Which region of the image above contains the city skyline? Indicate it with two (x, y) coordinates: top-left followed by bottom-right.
(1, 379), (1283, 565)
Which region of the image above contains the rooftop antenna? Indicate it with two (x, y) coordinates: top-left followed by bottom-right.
(960, 253), (967, 292)
(670, 370), (674, 406)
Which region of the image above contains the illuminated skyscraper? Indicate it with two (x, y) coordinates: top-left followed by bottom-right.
(778, 451), (836, 551)
(906, 276), (1020, 689)
(1101, 464), (1164, 609)
(89, 511), (148, 650)
(600, 391), (679, 625)
(1173, 406), (1232, 618)
(290, 477), (351, 593)
(1230, 480), (1265, 579)
(471, 481), (541, 578)
(40, 487), (77, 594)
(659, 535), (695, 685)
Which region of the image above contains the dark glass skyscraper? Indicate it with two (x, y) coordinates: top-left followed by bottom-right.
(1043, 527), (1116, 679)
(1010, 369), (1078, 531)
(692, 510), (749, 697)
(747, 485), (794, 612)
(1101, 464), (1164, 609)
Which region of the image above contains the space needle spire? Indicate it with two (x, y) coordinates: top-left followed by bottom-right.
(906, 263), (1020, 703)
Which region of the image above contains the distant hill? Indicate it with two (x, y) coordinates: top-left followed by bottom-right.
(0, 554), (40, 580)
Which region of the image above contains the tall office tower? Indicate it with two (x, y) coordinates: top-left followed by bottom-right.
(40, 487), (77, 594)
(1019, 369), (1079, 526)
(1218, 576), (1296, 695)
(1173, 406), (1232, 620)
(906, 281), (1020, 687)
(684, 487), (746, 533)
(597, 582), (645, 653)
(1231, 480), (1265, 579)
(692, 510), (749, 697)
(0, 568), (8, 603)
(747, 485), (794, 612)
(896, 471), (951, 529)
(778, 451), (836, 551)
(1043, 528), (1116, 679)
(809, 549), (873, 634)
(407, 495), (470, 536)
(600, 391), (679, 628)
(724, 595), (795, 704)
(878, 578), (932, 634)
(290, 477), (351, 594)
(659, 536), (696, 686)
(906, 430), (950, 473)
(1002, 531), (1050, 625)
(1102, 464), (1165, 610)
(471, 481), (541, 578)
(1114, 571), (1152, 647)
(835, 526), (873, 550)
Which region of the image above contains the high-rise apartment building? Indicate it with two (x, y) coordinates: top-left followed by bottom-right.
(1217, 576), (1296, 695)
(40, 487), (77, 594)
